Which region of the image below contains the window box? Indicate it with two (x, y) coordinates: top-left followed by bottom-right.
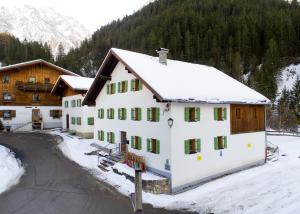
(98, 130), (105, 141)
(131, 136), (142, 150)
(184, 107), (200, 122)
(131, 108), (142, 121)
(147, 138), (160, 154)
(118, 81), (128, 93)
(184, 139), (201, 154)
(131, 79), (142, 91)
(214, 107), (227, 121)
(118, 108), (127, 120)
(107, 108), (114, 119)
(147, 107), (160, 122)
(98, 108), (104, 119)
(107, 132), (115, 144)
(214, 136), (227, 150)
(107, 83), (116, 95)
(87, 117), (94, 125)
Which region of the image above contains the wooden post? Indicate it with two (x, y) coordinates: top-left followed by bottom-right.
(134, 169), (143, 212)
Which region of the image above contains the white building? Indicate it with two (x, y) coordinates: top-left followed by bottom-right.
(52, 75), (95, 138)
(82, 48), (270, 193)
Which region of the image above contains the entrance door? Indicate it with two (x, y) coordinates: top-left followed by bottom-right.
(120, 131), (128, 153)
(66, 114), (69, 129)
(32, 109), (40, 123)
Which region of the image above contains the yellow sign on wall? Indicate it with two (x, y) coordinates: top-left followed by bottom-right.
(197, 155), (202, 160)
(248, 143), (252, 148)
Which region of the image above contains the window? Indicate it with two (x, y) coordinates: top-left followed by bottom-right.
(147, 138), (160, 154)
(131, 79), (142, 91)
(131, 108), (142, 121)
(214, 107), (227, 121)
(3, 93), (12, 101)
(77, 99), (81, 107)
(32, 94), (40, 102)
(107, 132), (115, 144)
(107, 108), (114, 119)
(77, 117), (81, 125)
(184, 107), (200, 122)
(131, 136), (142, 150)
(147, 107), (160, 122)
(71, 117), (76, 125)
(214, 136), (227, 150)
(64, 101), (68, 108)
(1, 110), (16, 119)
(87, 117), (94, 125)
(106, 83), (116, 95)
(71, 100), (76, 107)
(28, 77), (36, 84)
(98, 108), (104, 119)
(98, 130), (105, 141)
(3, 75), (9, 83)
(44, 78), (50, 84)
(118, 81), (128, 93)
(50, 110), (62, 118)
(184, 139), (201, 154)
(118, 108), (127, 120)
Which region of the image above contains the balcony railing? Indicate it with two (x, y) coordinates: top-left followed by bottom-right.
(16, 81), (54, 92)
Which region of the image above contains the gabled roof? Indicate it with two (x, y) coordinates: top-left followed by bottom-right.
(0, 59), (80, 76)
(83, 48), (270, 106)
(51, 75), (94, 95)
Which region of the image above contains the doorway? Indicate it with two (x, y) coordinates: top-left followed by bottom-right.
(66, 114), (69, 129)
(32, 109), (41, 122)
(120, 131), (128, 153)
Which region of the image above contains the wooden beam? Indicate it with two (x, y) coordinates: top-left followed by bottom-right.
(99, 74), (111, 80)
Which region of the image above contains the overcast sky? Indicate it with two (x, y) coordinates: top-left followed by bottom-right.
(0, 0), (151, 32)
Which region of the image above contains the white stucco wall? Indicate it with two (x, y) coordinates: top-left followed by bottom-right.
(170, 103), (266, 191)
(0, 106), (62, 129)
(94, 62), (171, 176)
(62, 94), (94, 137)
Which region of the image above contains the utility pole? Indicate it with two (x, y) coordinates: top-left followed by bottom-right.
(131, 169), (143, 213)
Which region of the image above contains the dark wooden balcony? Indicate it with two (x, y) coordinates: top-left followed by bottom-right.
(16, 81), (54, 92)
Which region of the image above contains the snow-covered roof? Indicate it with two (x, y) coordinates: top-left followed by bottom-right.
(51, 75), (94, 95)
(83, 48), (270, 105)
(0, 59), (79, 76)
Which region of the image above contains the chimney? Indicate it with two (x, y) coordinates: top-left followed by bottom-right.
(156, 48), (169, 65)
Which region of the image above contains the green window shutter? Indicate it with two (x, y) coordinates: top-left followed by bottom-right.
(184, 140), (190, 154)
(107, 132), (110, 142)
(98, 109), (100, 118)
(214, 108), (218, 120)
(112, 109), (114, 119)
(147, 139), (151, 152)
(138, 108), (142, 121)
(112, 133), (115, 143)
(125, 81), (128, 92)
(118, 108), (121, 120)
(102, 131), (105, 141)
(196, 139), (201, 152)
(131, 136), (134, 148)
(98, 131), (100, 140)
(223, 108), (227, 120)
(156, 140), (160, 154)
(138, 137), (142, 150)
(131, 79), (134, 91)
(123, 108), (127, 120)
(214, 137), (218, 150)
(138, 80), (142, 90)
(101, 109), (104, 119)
(107, 109), (109, 119)
(113, 83), (116, 94)
(118, 82), (121, 93)
(107, 84), (110, 94)
(184, 108), (190, 122)
(156, 108), (160, 122)
(223, 136), (227, 148)
(196, 108), (200, 121)
(131, 108), (134, 120)
(147, 108), (150, 121)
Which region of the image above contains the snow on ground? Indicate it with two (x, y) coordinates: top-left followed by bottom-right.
(52, 130), (300, 214)
(0, 145), (24, 194)
(277, 63), (300, 99)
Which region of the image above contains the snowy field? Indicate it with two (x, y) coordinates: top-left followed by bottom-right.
(0, 145), (24, 194)
(52, 131), (300, 214)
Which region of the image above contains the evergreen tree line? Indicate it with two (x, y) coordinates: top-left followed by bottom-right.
(57, 0), (300, 102)
(0, 33), (53, 66)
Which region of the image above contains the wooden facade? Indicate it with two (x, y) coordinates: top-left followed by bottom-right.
(230, 104), (265, 134)
(0, 61), (77, 106)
